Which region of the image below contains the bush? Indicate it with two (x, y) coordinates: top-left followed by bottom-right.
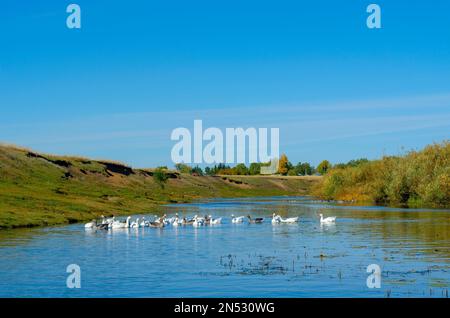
(294, 162), (314, 175)
(191, 166), (204, 176)
(153, 168), (169, 189)
(249, 163), (261, 175)
(314, 141), (450, 208)
(175, 163), (192, 174)
(234, 163), (249, 175)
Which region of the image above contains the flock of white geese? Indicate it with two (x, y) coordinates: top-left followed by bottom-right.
(84, 212), (336, 230)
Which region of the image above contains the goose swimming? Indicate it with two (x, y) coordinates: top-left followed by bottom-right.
(84, 219), (97, 229)
(153, 214), (169, 225)
(193, 215), (205, 227)
(280, 216), (299, 223)
(140, 217), (149, 227)
(107, 217), (116, 229)
(247, 215), (264, 224)
(95, 223), (109, 230)
(101, 215), (114, 225)
(182, 217), (194, 225)
(161, 214), (170, 226)
(231, 215), (245, 223)
(111, 216), (131, 229)
(165, 216), (176, 225)
(148, 215), (164, 228)
(172, 213), (181, 227)
(319, 213), (336, 224)
(130, 217), (140, 228)
(208, 215), (222, 225)
(271, 213), (281, 224)
(149, 220), (164, 228)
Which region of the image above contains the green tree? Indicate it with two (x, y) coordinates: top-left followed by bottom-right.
(153, 167), (169, 188)
(305, 163), (315, 175)
(286, 161), (294, 174)
(191, 166), (204, 176)
(334, 158), (369, 169)
(212, 163), (231, 175)
(317, 160), (331, 175)
(295, 162), (314, 175)
(234, 163), (249, 175)
(249, 162), (261, 175)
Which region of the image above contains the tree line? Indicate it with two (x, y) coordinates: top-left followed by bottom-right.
(173, 154), (355, 176)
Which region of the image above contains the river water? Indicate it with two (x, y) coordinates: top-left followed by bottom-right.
(0, 196), (449, 297)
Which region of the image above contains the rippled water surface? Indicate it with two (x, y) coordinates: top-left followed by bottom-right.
(0, 196), (449, 297)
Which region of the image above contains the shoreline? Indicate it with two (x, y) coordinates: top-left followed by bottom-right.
(4, 192), (450, 232)
(0, 144), (320, 229)
(0, 190), (317, 231)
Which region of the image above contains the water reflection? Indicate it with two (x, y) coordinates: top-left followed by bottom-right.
(319, 222), (337, 232)
(0, 196), (449, 297)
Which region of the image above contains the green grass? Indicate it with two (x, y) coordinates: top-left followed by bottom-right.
(0, 144), (318, 229)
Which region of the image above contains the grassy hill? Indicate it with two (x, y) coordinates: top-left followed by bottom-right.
(0, 144), (319, 229)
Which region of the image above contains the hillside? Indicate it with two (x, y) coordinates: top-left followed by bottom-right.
(0, 144), (319, 229)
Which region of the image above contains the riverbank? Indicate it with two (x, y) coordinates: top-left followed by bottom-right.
(313, 141), (449, 209)
(0, 144), (319, 229)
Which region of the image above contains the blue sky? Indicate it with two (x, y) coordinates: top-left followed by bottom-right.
(1, 0), (449, 167)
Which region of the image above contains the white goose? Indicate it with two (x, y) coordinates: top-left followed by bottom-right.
(154, 214), (169, 225)
(280, 216), (299, 223)
(165, 217), (176, 225)
(171, 213), (182, 227)
(101, 215), (114, 225)
(112, 216), (131, 229)
(140, 217), (149, 227)
(193, 215), (205, 227)
(162, 214), (170, 226)
(271, 213), (281, 224)
(107, 217), (116, 229)
(231, 214), (245, 223)
(208, 215), (222, 225)
(130, 217), (140, 228)
(320, 213), (336, 224)
(84, 219), (97, 229)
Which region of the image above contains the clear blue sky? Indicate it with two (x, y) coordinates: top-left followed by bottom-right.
(1, 0), (449, 167)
